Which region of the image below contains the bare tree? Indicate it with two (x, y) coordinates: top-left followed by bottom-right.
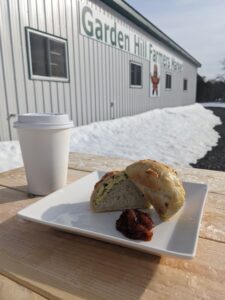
(217, 59), (225, 81)
(222, 59), (225, 69)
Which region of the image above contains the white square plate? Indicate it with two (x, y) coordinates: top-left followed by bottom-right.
(17, 171), (208, 259)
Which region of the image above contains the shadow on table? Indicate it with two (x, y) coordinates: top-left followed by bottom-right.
(0, 185), (36, 205)
(0, 203), (161, 300)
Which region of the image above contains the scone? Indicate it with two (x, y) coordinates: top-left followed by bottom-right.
(126, 160), (185, 220)
(90, 170), (150, 212)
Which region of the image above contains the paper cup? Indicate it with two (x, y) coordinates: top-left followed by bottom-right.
(14, 113), (74, 195)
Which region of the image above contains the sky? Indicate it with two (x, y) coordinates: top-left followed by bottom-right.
(126, 0), (225, 80)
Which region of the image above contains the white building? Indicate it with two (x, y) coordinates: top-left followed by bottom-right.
(0, 0), (201, 140)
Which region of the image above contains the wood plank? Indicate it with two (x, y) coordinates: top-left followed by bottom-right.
(69, 152), (133, 172)
(0, 180), (223, 244)
(0, 167), (89, 192)
(0, 153), (225, 299)
(178, 167), (225, 195)
(3, 152), (225, 195)
(0, 274), (47, 300)
(0, 219), (224, 299)
(69, 153), (225, 195)
(0, 186), (225, 299)
(0, 187), (40, 223)
(200, 192), (225, 242)
(0, 168), (27, 192)
(0, 162), (225, 243)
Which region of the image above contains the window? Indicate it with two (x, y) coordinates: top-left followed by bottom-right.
(130, 62), (142, 87)
(183, 79), (188, 91)
(26, 28), (69, 81)
(165, 73), (172, 89)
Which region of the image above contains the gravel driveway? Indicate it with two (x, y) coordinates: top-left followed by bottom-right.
(192, 107), (225, 171)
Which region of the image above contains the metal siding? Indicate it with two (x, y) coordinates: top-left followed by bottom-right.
(116, 48), (121, 117)
(112, 47), (116, 118)
(93, 41), (100, 121)
(78, 35), (88, 124)
(120, 51), (124, 116)
(28, 0), (45, 113)
(82, 0), (196, 113)
(44, 0), (57, 113)
(127, 54), (132, 116)
(52, 0), (66, 114)
(66, 0), (78, 125)
(109, 46), (114, 118)
(19, 0), (37, 114)
(124, 52), (129, 116)
(0, 0), (19, 139)
(0, 0), (198, 140)
(130, 54), (135, 115)
(88, 38), (95, 122)
(36, 0), (52, 113)
(59, 0), (71, 117)
(111, 46), (115, 119)
(0, 36), (10, 141)
(83, 37), (92, 123)
(73, 0), (83, 125)
(99, 42), (106, 120)
(94, 0), (197, 111)
(118, 50), (122, 117)
(8, 0), (28, 115)
(91, 40), (98, 121)
(51, 0), (61, 113)
(102, 44), (108, 120)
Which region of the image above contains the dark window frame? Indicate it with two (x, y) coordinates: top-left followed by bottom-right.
(183, 78), (188, 91)
(129, 61), (143, 88)
(165, 73), (172, 90)
(26, 27), (69, 82)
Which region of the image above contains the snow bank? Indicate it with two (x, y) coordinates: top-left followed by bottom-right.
(70, 103), (221, 167)
(0, 103), (221, 172)
(0, 141), (23, 172)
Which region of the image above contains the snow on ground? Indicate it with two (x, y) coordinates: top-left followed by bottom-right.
(0, 103), (221, 173)
(0, 141), (23, 172)
(202, 102), (225, 108)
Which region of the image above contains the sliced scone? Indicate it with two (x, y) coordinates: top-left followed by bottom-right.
(126, 160), (185, 220)
(90, 171), (150, 212)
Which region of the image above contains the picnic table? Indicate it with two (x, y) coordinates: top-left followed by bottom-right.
(0, 152), (225, 300)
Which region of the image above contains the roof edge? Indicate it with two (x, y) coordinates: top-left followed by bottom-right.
(100, 0), (201, 67)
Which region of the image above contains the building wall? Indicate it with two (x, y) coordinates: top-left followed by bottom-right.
(0, 0), (198, 141)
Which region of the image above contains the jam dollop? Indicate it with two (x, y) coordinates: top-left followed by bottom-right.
(116, 209), (154, 241)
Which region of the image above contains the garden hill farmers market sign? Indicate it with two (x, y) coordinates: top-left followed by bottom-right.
(80, 2), (183, 73)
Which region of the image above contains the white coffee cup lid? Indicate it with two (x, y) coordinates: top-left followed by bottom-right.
(13, 113), (74, 129)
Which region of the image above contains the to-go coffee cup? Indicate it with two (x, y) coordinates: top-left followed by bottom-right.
(14, 113), (74, 196)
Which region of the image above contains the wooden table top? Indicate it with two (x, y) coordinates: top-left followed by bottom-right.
(0, 152), (225, 300)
